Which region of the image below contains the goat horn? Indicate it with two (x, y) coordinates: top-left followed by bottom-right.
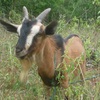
(23, 6), (29, 19)
(10, 23), (19, 28)
(36, 8), (51, 22)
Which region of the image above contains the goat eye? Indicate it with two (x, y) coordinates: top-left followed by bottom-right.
(37, 34), (42, 37)
(36, 33), (42, 37)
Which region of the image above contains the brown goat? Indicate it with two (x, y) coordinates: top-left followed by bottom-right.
(0, 7), (86, 99)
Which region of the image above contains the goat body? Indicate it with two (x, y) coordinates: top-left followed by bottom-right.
(0, 7), (86, 99)
(21, 34), (86, 88)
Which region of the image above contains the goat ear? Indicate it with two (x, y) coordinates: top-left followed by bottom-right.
(0, 19), (18, 33)
(45, 21), (58, 35)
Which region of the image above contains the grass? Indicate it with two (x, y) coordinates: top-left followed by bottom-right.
(0, 19), (100, 100)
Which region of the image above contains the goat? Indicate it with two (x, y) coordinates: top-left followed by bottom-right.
(0, 6), (86, 99)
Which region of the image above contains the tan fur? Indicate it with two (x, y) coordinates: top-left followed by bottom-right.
(36, 36), (57, 78)
(20, 57), (33, 83)
(60, 36), (86, 88)
(65, 36), (86, 76)
(0, 9), (86, 99)
(20, 35), (86, 99)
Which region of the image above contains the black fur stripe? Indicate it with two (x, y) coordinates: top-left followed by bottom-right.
(64, 34), (79, 42)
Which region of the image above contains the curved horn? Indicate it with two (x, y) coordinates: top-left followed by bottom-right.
(23, 6), (29, 19)
(10, 23), (19, 28)
(36, 8), (51, 22)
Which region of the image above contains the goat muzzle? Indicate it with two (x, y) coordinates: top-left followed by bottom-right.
(15, 48), (27, 58)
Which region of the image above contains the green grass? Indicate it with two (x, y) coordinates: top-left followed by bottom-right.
(0, 19), (100, 100)
(0, 27), (44, 100)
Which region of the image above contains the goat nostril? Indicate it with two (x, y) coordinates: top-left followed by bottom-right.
(16, 48), (22, 53)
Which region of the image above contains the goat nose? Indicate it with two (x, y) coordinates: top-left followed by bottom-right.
(16, 47), (23, 53)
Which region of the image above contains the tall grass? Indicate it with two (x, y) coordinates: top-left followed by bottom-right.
(0, 17), (100, 100)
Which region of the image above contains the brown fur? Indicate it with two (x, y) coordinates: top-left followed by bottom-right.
(0, 9), (86, 99)
(20, 35), (86, 99)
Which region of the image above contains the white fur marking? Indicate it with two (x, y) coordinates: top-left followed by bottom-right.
(17, 24), (22, 35)
(25, 25), (40, 50)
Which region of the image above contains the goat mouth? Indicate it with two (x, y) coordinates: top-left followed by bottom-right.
(16, 50), (28, 58)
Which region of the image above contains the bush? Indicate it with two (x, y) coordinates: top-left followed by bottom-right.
(0, 0), (100, 22)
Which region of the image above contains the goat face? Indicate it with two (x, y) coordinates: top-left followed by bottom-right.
(16, 19), (44, 58)
(0, 7), (57, 58)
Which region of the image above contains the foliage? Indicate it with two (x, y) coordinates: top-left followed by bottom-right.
(0, 15), (100, 99)
(9, 10), (21, 23)
(0, 0), (100, 99)
(0, 0), (100, 22)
